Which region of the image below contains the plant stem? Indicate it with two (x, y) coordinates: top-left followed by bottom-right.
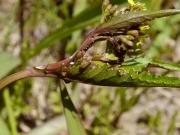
(0, 68), (57, 90)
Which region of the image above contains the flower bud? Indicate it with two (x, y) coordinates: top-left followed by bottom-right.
(110, 5), (118, 15)
(119, 36), (134, 47)
(127, 30), (139, 37)
(102, 0), (110, 11)
(75, 50), (85, 59)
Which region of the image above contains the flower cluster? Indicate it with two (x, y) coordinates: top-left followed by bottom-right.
(99, 0), (150, 63)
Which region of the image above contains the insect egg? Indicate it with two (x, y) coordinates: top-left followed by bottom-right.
(70, 62), (74, 65)
(35, 65), (46, 70)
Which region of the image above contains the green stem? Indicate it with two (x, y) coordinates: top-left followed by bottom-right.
(0, 68), (57, 90)
(3, 89), (18, 135)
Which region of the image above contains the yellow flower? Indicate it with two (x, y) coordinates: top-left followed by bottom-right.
(128, 0), (135, 5)
(128, 0), (147, 11)
(139, 25), (150, 34)
(136, 39), (142, 46)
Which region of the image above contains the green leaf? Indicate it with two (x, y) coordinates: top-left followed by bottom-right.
(59, 58), (180, 88)
(135, 57), (180, 71)
(98, 9), (180, 33)
(0, 52), (21, 80)
(149, 59), (180, 71)
(59, 80), (87, 135)
(167, 110), (178, 134)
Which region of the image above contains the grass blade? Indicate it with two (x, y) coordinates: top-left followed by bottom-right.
(59, 80), (87, 135)
(3, 89), (18, 135)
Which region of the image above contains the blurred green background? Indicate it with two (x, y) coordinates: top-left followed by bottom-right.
(0, 0), (180, 135)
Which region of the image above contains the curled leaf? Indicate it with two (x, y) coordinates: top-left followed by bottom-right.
(97, 9), (180, 33)
(52, 57), (180, 87)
